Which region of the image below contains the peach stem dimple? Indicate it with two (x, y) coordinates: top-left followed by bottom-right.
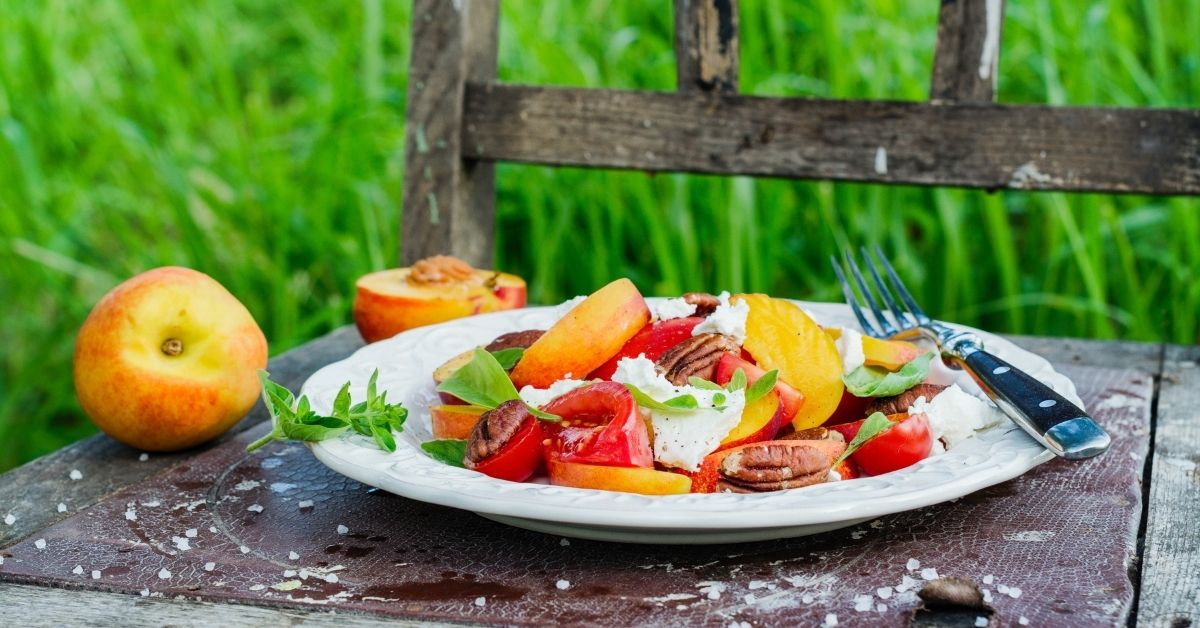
(161, 338), (183, 356)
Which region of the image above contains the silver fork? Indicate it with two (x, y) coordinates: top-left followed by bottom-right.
(831, 246), (1110, 460)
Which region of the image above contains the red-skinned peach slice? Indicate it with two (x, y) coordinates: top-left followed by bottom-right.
(546, 456), (692, 495)
(717, 390), (787, 449)
(510, 278), (651, 389)
(353, 268), (526, 343)
(430, 404), (487, 439)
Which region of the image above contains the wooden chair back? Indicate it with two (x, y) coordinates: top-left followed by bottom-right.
(401, 0), (1200, 266)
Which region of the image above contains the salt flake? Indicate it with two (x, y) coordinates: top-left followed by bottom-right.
(158, 568), (172, 579)
(288, 551), (300, 560)
(876, 586), (893, 599)
(204, 562), (216, 572)
(823, 613), (839, 627)
(325, 573), (339, 583)
(91, 570), (101, 580)
(906, 558), (920, 571)
(240, 545), (251, 554)
(983, 574), (994, 585)
(56, 503), (66, 513)
(69, 469), (83, 480)
(72, 565), (84, 575)
(920, 567), (939, 580)
(975, 617), (988, 627)
(1007, 586), (1023, 599)
(556, 579), (571, 590)
(34, 538), (46, 549)
(297, 500), (314, 509)
(249, 584), (266, 591)
(171, 536), (191, 551)
(3, 514), (14, 525)
(247, 504), (264, 513)
(853, 594), (874, 611)
(1018, 617), (1029, 626)
(336, 524), (349, 534)
(474, 596), (486, 607)
(185, 528), (197, 538)
(560, 538), (570, 546)
(138, 453), (149, 462)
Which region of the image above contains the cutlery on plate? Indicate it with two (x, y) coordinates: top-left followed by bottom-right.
(830, 246), (1110, 460)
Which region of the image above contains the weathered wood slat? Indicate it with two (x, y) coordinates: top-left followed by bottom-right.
(401, 0), (498, 266)
(1137, 345), (1200, 627)
(461, 83), (1200, 195)
(674, 0), (739, 93)
(0, 326), (364, 549)
(931, 0), (1006, 102)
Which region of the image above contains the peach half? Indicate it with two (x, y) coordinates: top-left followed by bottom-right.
(353, 267), (526, 343)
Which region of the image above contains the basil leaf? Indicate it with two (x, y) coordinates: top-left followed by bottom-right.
(421, 439), (468, 468)
(834, 411), (894, 465)
(663, 395), (700, 410)
(435, 348), (520, 409)
(726, 368), (747, 392)
(842, 352), (936, 398)
(490, 347), (525, 370)
(744, 369), (779, 404)
(622, 384), (700, 412)
(524, 403), (563, 423)
(712, 392), (727, 406)
(687, 376), (724, 391)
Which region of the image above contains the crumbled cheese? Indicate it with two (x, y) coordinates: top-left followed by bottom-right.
(556, 579), (571, 590)
(909, 384), (1010, 449)
(834, 327), (867, 374)
(34, 538), (46, 549)
(69, 469), (83, 480)
(652, 297), (697, 321)
(518, 378), (590, 408)
(697, 582), (726, 600)
(691, 292), (749, 344)
(336, 524), (349, 534)
(554, 296), (588, 319)
(611, 356), (745, 471)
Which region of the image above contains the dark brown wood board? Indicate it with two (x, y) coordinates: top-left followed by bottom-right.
(0, 362), (1151, 627)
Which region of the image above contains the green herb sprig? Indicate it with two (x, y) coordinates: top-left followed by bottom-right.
(247, 369), (408, 453)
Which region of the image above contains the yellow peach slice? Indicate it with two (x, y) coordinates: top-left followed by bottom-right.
(824, 328), (921, 371)
(430, 404), (487, 439)
(547, 457), (692, 495)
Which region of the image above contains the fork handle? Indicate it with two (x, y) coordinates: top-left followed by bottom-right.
(950, 348), (1111, 460)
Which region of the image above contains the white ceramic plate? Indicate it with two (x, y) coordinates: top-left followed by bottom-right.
(305, 301), (1081, 544)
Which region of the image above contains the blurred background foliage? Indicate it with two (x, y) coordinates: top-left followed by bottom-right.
(0, 0), (1196, 471)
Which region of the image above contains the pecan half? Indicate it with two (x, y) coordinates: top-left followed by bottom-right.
(682, 292), (720, 317)
(655, 333), (741, 386)
(717, 442), (832, 492)
(484, 329), (545, 352)
(464, 400), (531, 467)
(867, 383), (948, 416)
(407, 255), (478, 286)
(777, 426), (846, 443)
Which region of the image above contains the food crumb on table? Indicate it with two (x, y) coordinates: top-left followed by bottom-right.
(559, 538), (570, 546)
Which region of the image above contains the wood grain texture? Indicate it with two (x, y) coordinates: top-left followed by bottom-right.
(0, 326), (363, 548)
(931, 0), (1006, 102)
(462, 83), (1200, 194)
(1137, 344), (1200, 627)
(1006, 335), (1163, 372)
(0, 583), (439, 627)
(401, 0), (498, 267)
(674, 0), (738, 93)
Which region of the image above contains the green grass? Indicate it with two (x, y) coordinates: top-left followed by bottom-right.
(0, 0), (1196, 472)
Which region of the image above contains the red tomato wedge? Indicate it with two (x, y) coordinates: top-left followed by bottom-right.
(828, 412), (932, 476)
(468, 414), (545, 482)
(589, 317), (704, 380)
(542, 381), (653, 468)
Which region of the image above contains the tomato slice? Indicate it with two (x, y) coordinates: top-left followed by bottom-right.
(469, 414), (544, 482)
(589, 317), (704, 380)
(829, 412), (931, 476)
(542, 381), (653, 468)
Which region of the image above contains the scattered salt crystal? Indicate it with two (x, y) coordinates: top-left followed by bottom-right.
(269, 482), (296, 493)
(1018, 617), (1029, 626)
(474, 596), (486, 607)
(748, 580), (773, 590)
(69, 469), (83, 480)
(906, 558), (920, 571)
(72, 565), (84, 575)
(325, 573), (339, 583)
(743, 593), (757, 605)
(920, 567), (939, 581)
(556, 579), (571, 590)
(247, 504), (264, 513)
(896, 575), (920, 593)
(209, 526), (218, 533)
(158, 568), (172, 579)
(249, 584), (266, 591)
(204, 562), (216, 572)
(997, 584), (1010, 595)
(240, 545), (250, 554)
(283, 569), (297, 577)
(336, 524), (349, 534)
(3, 514), (14, 525)
(288, 551), (300, 560)
(185, 528), (197, 538)
(560, 538), (570, 546)
(233, 480), (260, 491)
(1007, 587), (1022, 599)
(823, 613), (839, 627)
(983, 574), (994, 585)
(171, 537), (191, 551)
(297, 500), (314, 509)
(975, 617), (988, 627)
(876, 586), (893, 599)
(877, 603), (888, 612)
(802, 593), (815, 604)
(851, 530), (867, 540)
(56, 503), (66, 513)
(34, 538), (46, 549)
(138, 453), (149, 462)
(124, 507), (137, 521)
(91, 570), (101, 580)
(142, 500), (161, 507)
(139, 589), (150, 597)
(698, 582), (725, 600)
(982, 589), (993, 603)
(853, 594), (874, 611)
(728, 622), (751, 628)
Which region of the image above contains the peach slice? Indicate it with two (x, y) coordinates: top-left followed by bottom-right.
(736, 295), (844, 431)
(430, 404), (487, 439)
(431, 348), (476, 404)
(547, 457), (692, 495)
(824, 328), (921, 371)
(718, 390), (785, 449)
(353, 262), (526, 343)
(510, 278), (651, 389)
(714, 353), (805, 427)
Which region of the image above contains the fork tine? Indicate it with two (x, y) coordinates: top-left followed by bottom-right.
(871, 244), (932, 325)
(829, 255), (882, 337)
(860, 246), (916, 330)
(844, 250), (899, 336)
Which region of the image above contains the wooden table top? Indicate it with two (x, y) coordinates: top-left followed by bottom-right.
(0, 327), (1195, 627)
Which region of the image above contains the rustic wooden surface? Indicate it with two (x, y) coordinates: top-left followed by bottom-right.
(400, 0), (497, 266)
(931, 0), (1006, 102)
(674, 0), (739, 94)
(2, 326), (1190, 626)
(462, 83), (1200, 195)
(1137, 344), (1200, 627)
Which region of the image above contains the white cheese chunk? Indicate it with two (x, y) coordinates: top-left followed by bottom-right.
(908, 384), (1010, 449)
(553, 295), (587, 319)
(691, 291), (749, 344)
(611, 356), (745, 471)
(518, 379), (590, 408)
(834, 327), (866, 375)
(651, 297), (697, 321)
